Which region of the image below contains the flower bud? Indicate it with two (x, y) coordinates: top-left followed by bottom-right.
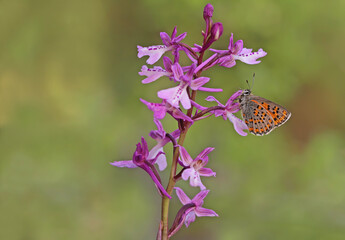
(210, 22), (223, 41)
(203, 3), (214, 20)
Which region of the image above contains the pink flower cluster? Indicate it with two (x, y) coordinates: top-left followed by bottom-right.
(111, 3), (267, 239)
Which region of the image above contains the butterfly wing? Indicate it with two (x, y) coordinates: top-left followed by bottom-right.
(242, 96), (291, 136)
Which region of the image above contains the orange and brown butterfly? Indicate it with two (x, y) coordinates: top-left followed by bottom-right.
(238, 88), (291, 136)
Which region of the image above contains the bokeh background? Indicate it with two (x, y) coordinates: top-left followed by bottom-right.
(1, 0), (345, 239)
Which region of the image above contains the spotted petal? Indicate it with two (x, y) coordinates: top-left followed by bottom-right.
(234, 48), (267, 64)
(137, 45), (172, 64)
(139, 65), (169, 84)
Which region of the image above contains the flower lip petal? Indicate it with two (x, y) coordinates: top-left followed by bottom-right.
(154, 151), (167, 171)
(235, 48), (267, 64)
(137, 45), (171, 65)
(189, 170), (205, 190)
(179, 87), (191, 109)
(227, 113), (249, 136)
(182, 168), (193, 181)
(184, 211), (196, 227)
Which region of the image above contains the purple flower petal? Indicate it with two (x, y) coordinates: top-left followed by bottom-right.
(179, 146), (194, 166)
(191, 100), (208, 111)
(171, 63), (184, 81)
(189, 169), (206, 190)
(110, 160), (137, 168)
(184, 211), (196, 227)
(181, 168), (193, 181)
(194, 53), (217, 73)
(174, 32), (187, 43)
(175, 187), (192, 205)
(170, 129), (181, 140)
(198, 87), (223, 92)
(192, 189), (209, 206)
(228, 33), (234, 50)
(198, 167), (216, 177)
(154, 118), (164, 134)
(232, 39), (243, 54)
(148, 146), (167, 171)
(179, 87), (191, 109)
(205, 96), (224, 106)
(140, 163), (171, 199)
(168, 206), (194, 238)
(194, 207), (219, 217)
(217, 55), (236, 68)
(234, 48), (267, 64)
(160, 32), (171, 46)
(137, 45), (171, 64)
(139, 65), (169, 84)
(227, 113), (248, 136)
(190, 77), (210, 90)
(227, 90), (243, 104)
(196, 147), (215, 160)
(171, 108), (193, 122)
(157, 86), (179, 106)
(171, 26), (177, 39)
(162, 56), (173, 72)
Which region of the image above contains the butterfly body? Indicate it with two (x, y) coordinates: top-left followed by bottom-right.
(238, 89), (291, 136)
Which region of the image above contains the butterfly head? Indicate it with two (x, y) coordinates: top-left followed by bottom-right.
(238, 89), (251, 104)
(242, 89), (251, 96)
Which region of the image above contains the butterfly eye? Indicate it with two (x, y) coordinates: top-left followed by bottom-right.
(243, 90), (250, 95)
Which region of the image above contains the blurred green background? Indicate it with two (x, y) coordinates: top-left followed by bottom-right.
(1, 0), (345, 239)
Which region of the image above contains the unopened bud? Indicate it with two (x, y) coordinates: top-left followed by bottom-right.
(203, 3), (214, 20)
(210, 22), (223, 41)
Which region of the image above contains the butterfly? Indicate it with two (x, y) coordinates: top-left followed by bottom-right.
(238, 89), (291, 136)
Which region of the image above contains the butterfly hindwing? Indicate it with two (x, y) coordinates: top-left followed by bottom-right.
(249, 96), (291, 128)
(242, 99), (272, 135)
(241, 94), (291, 136)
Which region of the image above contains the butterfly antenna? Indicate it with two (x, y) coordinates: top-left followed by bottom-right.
(246, 79), (250, 89)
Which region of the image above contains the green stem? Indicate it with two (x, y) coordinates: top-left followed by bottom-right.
(161, 124), (190, 239)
